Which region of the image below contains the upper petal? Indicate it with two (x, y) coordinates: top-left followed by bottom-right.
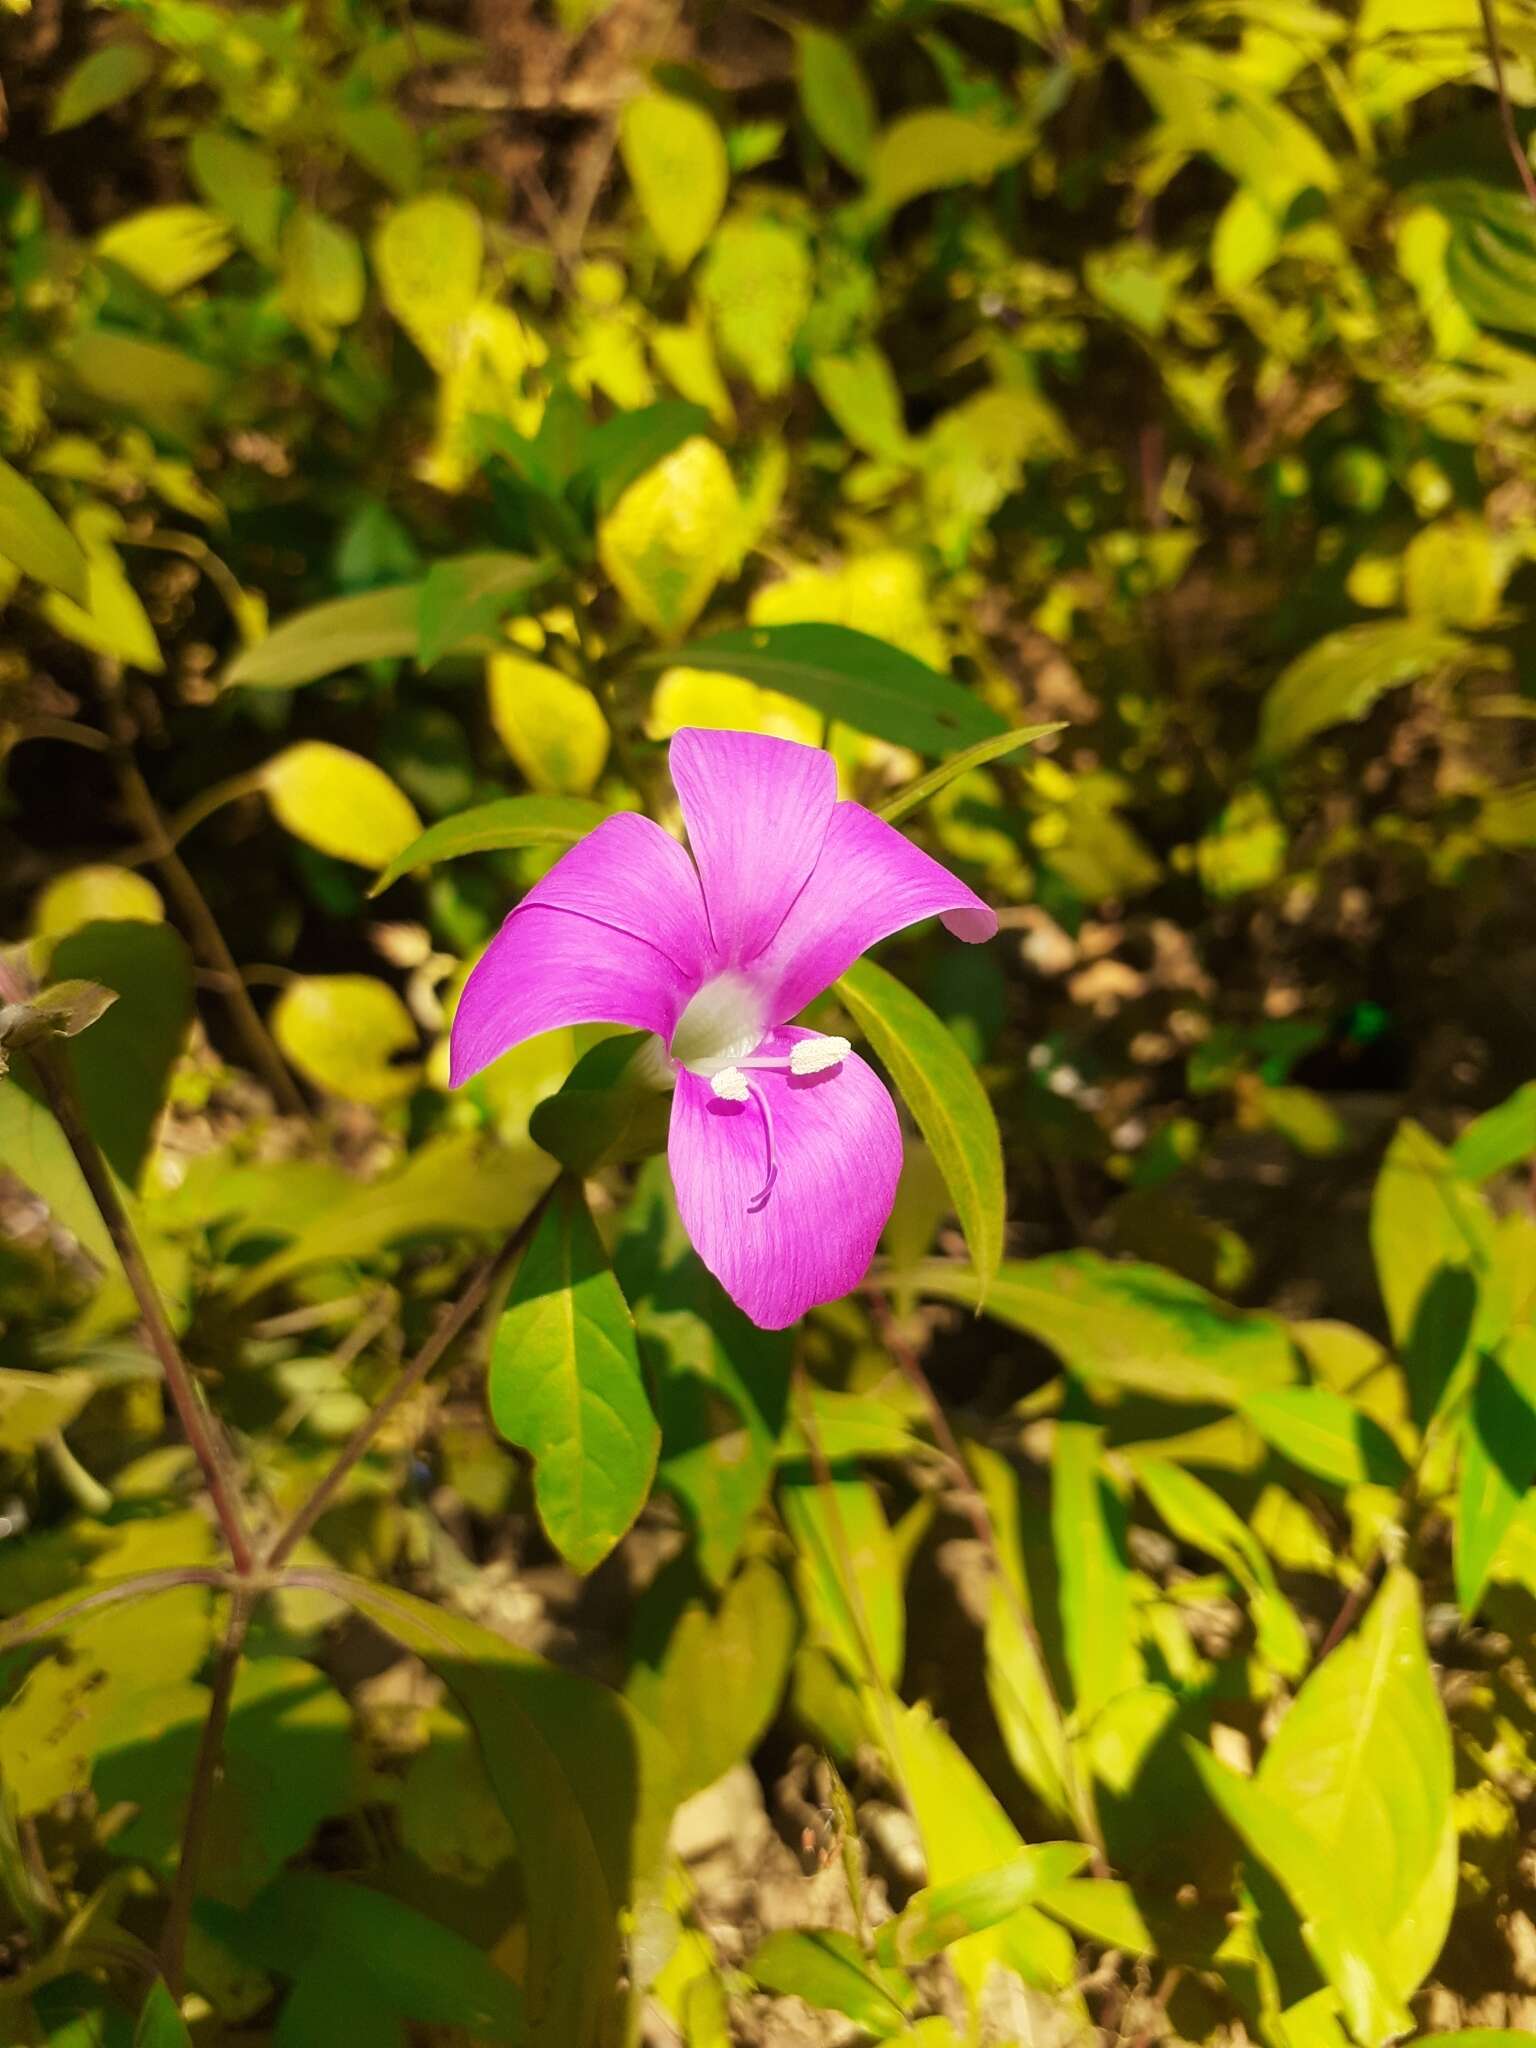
(745, 801), (998, 1025)
(514, 810), (712, 980)
(449, 813), (711, 1086)
(668, 1027), (902, 1329)
(669, 727), (837, 968)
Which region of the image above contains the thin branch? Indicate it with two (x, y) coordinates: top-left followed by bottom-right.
(0, 968), (256, 1575)
(159, 1590), (252, 1997)
(263, 1230), (527, 1568)
(1479, 0), (1536, 210)
(92, 669), (307, 1118)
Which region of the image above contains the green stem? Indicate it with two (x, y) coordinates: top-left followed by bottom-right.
(160, 1590), (253, 1997)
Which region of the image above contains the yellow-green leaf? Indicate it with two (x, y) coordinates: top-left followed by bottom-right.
(487, 654), (610, 794)
(374, 193), (484, 368)
(0, 458), (89, 605)
(261, 742), (422, 866)
(33, 865), (163, 939)
(619, 91), (729, 272)
(272, 975), (421, 1105)
(597, 435), (740, 640)
(96, 206), (232, 295)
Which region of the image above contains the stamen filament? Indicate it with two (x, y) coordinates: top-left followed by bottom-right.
(745, 1078), (777, 1210)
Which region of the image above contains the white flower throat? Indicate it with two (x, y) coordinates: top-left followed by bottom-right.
(660, 971), (851, 1211)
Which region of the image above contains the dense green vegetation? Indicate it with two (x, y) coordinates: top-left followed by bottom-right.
(2, 0), (1536, 2041)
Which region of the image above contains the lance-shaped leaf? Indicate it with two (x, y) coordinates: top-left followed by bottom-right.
(747, 1929), (914, 2037)
(643, 623), (1006, 756)
(281, 1569), (638, 2048)
(1052, 1419), (1132, 1724)
(876, 724), (1065, 824)
(876, 1844), (1090, 1969)
(1457, 1334), (1536, 1618)
(1240, 1385), (1408, 1490)
(0, 456), (89, 603)
(1134, 1456), (1308, 1677)
(1190, 1743), (1412, 2047)
(371, 794), (608, 895)
(1258, 1567), (1456, 2010)
(837, 957), (1004, 1293)
(490, 1178), (659, 1573)
(134, 1981), (193, 2048)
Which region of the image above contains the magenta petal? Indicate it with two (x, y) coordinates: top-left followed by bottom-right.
(669, 728), (837, 967)
(668, 1027), (902, 1329)
(746, 801), (999, 1023)
(449, 812), (712, 1086)
(512, 811), (712, 981)
(450, 907), (693, 1085)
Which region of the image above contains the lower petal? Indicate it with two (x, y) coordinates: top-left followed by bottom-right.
(668, 1027), (902, 1329)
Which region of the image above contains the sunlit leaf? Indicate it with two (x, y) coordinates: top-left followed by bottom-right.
(50, 41), (156, 132)
(619, 92), (729, 272)
(0, 456), (89, 604)
(371, 794), (607, 895)
(747, 1929), (914, 2037)
(271, 974), (421, 1105)
(837, 957), (1004, 1291)
(262, 742), (422, 867)
(795, 27), (877, 174)
(649, 623), (1005, 755)
(489, 1177), (659, 1573)
(1259, 620), (1472, 759)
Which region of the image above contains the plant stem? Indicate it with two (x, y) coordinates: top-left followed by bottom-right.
(264, 1231), (525, 1568)
(93, 670), (307, 1118)
(0, 979), (256, 1575)
(1479, 0), (1536, 209)
(160, 1589), (252, 1998)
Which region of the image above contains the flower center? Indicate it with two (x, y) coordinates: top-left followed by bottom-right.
(669, 972), (767, 1077)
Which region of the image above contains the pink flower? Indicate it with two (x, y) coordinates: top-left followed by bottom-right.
(451, 729), (997, 1328)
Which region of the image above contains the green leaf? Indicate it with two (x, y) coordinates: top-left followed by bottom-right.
(1052, 1419), (1132, 1723)
(96, 206), (232, 295)
(868, 110), (1031, 214)
(579, 400), (713, 516)
(747, 1929), (914, 2037)
(1413, 179), (1536, 338)
(527, 1034), (673, 1177)
(1451, 1082), (1536, 1183)
(876, 724), (1065, 823)
(0, 1079), (114, 1266)
(51, 920), (193, 1190)
(1189, 1743), (1412, 2047)
(647, 624), (1006, 756)
(810, 344), (914, 463)
(795, 27), (878, 174)
(780, 1469), (903, 1686)
(1258, 1567), (1456, 2009)
(188, 131), (284, 262)
(1457, 1335), (1536, 1617)
(627, 1557), (796, 1811)
(370, 794), (608, 895)
(876, 1845), (1091, 1968)
(1371, 1119), (1493, 1351)
(0, 1368), (94, 1455)
(909, 1251), (1296, 1404)
(49, 41), (156, 132)
(619, 91), (729, 272)
(134, 1981), (192, 2048)
(489, 1178), (660, 1573)
(1240, 1386), (1409, 1489)
(1258, 620), (1472, 760)
(284, 1570), (636, 2048)
(95, 1657), (353, 1906)
(417, 551), (548, 669)
(1134, 1456), (1308, 1677)
(836, 957), (1004, 1292)
(0, 456), (89, 604)
(200, 1873), (525, 2042)
(279, 207), (365, 352)
(223, 584), (422, 688)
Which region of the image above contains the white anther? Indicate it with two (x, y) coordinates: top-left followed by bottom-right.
(710, 1066), (750, 1102)
(788, 1035), (850, 1076)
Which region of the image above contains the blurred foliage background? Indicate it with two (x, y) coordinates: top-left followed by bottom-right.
(2, 0), (1536, 2042)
